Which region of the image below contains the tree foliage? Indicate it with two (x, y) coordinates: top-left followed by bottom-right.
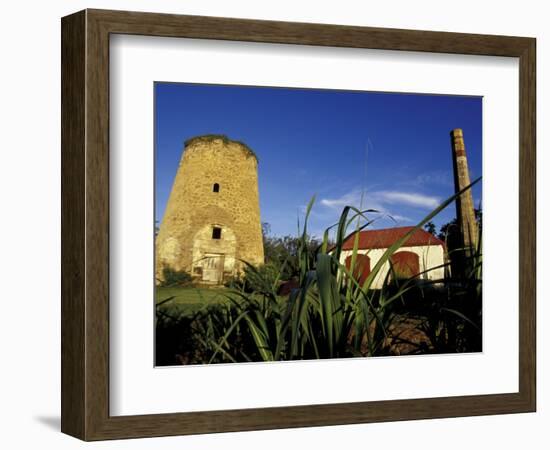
(261, 222), (321, 280)
(437, 208), (482, 248)
(424, 221), (436, 235)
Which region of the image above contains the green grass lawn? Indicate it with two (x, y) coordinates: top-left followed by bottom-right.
(156, 285), (291, 318)
(156, 286), (235, 316)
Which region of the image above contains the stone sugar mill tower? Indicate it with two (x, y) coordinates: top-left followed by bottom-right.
(156, 135), (264, 285)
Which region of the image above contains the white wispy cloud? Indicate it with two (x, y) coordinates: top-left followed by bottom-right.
(374, 191), (441, 209)
(388, 213), (412, 222)
(414, 170), (453, 187)
(320, 189), (440, 212)
(287, 188), (434, 239)
(320, 191), (364, 209)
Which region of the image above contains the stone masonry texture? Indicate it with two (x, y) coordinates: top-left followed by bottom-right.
(450, 128), (479, 253)
(156, 136), (264, 284)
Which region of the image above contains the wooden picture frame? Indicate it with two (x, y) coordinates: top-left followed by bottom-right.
(61, 9), (536, 441)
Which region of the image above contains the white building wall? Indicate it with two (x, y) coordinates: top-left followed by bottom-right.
(338, 244), (445, 289)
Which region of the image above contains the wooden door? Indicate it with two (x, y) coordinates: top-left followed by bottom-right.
(202, 253), (225, 284)
(390, 251), (419, 280)
(345, 254), (371, 285)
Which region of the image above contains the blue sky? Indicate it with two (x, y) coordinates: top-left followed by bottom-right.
(155, 82), (482, 238)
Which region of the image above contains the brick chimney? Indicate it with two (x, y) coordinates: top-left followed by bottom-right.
(450, 128), (478, 255)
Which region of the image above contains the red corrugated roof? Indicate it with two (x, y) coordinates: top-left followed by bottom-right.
(341, 226), (445, 250)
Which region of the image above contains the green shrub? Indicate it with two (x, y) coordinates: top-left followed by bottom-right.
(160, 267), (193, 287)
(242, 263), (281, 294)
(223, 274), (242, 289)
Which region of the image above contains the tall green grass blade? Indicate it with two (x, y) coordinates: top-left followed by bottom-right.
(244, 314), (274, 361)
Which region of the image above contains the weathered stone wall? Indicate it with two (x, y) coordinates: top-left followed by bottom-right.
(156, 136), (264, 283)
(451, 128), (479, 253)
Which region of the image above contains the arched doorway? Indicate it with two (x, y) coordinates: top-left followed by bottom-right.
(192, 224), (237, 285)
(389, 251), (420, 280)
(344, 254), (371, 285)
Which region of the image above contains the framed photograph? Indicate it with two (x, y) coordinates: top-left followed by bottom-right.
(61, 9), (536, 440)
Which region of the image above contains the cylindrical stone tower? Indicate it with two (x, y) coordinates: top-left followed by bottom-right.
(156, 135), (264, 284)
(450, 128), (479, 254)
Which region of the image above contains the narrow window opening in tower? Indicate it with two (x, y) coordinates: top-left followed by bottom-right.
(212, 227), (222, 239)
(213, 183), (220, 193)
